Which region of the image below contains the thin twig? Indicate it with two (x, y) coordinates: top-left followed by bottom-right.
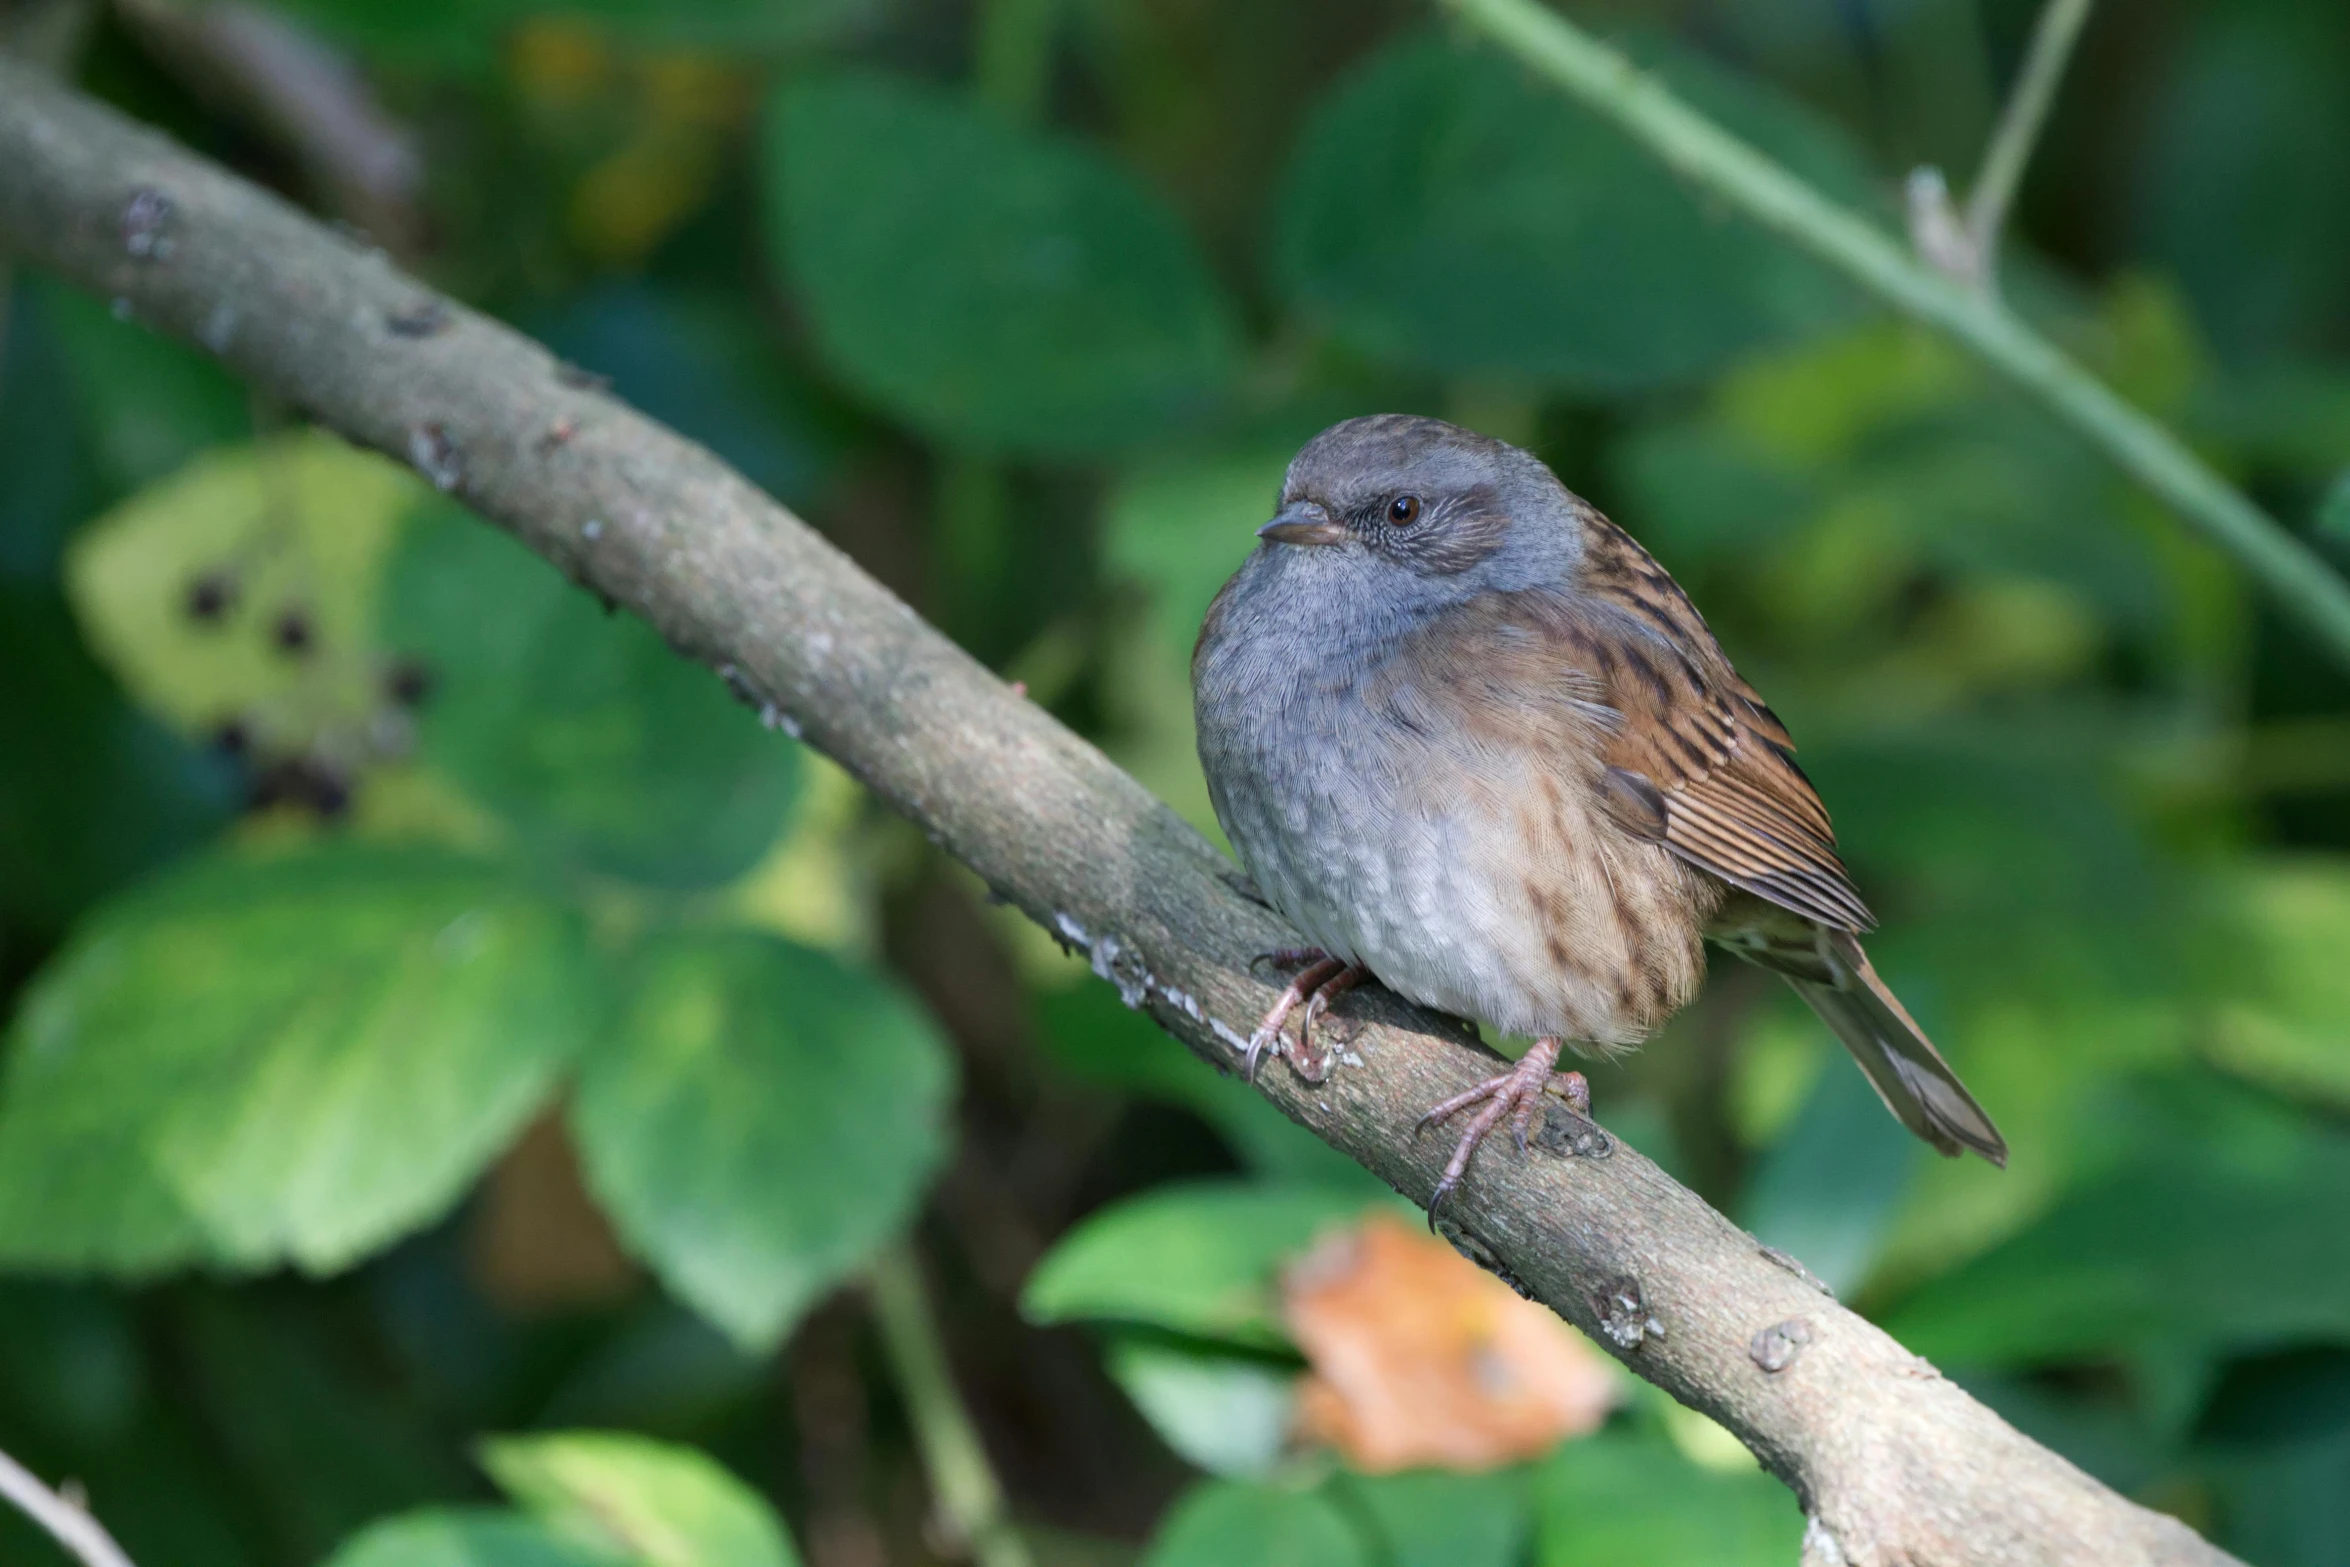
(1440, 0), (2350, 676)
(1963, 0), (2096, 273)
(867, 1246), (1035, 1567)
(0, 1450), (136, 1567)
(111, 0), (422, 256)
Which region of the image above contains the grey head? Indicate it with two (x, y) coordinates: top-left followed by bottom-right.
(1251, 414), (1589, 614)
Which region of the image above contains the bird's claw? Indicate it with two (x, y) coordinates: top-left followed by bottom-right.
(1240, 950), (1363, 1084)
(1415, 1041), (1584, 1230)
(1242, 1024), (1281, 1084)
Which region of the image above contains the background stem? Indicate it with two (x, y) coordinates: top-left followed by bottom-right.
(868, 1246), (1036, 1567)
(0, 1450), (136, 1567)
(1964, 0), (2096, 264)
(1442, 0), (2350, 674)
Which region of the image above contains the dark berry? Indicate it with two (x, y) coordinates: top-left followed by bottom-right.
(210, 718), (251, 756)
(385, 659), (435, 708)
(247, 759), (301, 812)
(305, 766), (354, 819)
(246, 756), (353, 819)
(273, 609), (314, 656)
(185, 572), (238, 623)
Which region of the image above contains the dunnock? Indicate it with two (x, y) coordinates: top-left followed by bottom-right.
(1193, 415), (2005, 1212)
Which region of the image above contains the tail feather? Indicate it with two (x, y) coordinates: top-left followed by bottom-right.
(1766, 936), (2008, 1167)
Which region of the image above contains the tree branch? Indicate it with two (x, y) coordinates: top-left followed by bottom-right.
(1442, 0), (2350, 677)
(0, 60), (2241, 1567)
(0, 1447), (136, 1567)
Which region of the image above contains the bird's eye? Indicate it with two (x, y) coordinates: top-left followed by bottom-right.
(1388, 494), (1423, 527)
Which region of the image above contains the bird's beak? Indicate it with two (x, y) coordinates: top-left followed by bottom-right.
(1257, 501), (1346, 548)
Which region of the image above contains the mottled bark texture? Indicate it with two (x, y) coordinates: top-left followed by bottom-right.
(0, 61), (2238, 1567)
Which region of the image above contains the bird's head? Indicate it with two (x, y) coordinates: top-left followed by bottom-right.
(1255, 415), (1585, 604)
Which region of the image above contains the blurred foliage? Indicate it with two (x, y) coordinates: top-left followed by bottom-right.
(3, 0), (2349, 1563)
(769, 69), (1241, 456)
(1274, 31), (1873, 391)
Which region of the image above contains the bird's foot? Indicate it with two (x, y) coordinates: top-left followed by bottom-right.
(1416, 1038), (1588, 1225)
(1244, 949), (1369, 1084)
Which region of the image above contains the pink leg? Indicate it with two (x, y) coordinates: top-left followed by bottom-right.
(1415, 1038), (1590, 1223)
(1294, 964), (1370, 1081)
(1243, 949), (1373, 1083)
(1244, 954), (1344, 1082)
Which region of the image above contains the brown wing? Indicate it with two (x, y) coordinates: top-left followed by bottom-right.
(1568, 514), (1875, 934)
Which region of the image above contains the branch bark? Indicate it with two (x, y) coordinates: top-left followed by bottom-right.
(0, 60), (2241, 1567)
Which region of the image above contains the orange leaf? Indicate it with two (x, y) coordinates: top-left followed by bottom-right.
(1282, 1212), (1619, 1472)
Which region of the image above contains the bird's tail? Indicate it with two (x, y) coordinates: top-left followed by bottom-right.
(1758, 932), (2007, 1167)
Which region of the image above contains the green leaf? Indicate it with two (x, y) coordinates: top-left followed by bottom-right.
(482, 1430), (800, 1567)
(1346, 1468), (1530, 1567)
(1035, 984), (1386, 1195)
(1738, 1053), (1921, 1297)
(1101, 1334), (1297, 1477)
(37, 278), (250, 494)
(572, 929), (953, 1350)
(2205, 860), (2350, 1111)
(2199, 1346), (2350, 1449)
(1021, 1181), (1378, 1350)
(1882, 1129), (2350, 1366)
(1537, 1431), (1801, 1566)
(765, 70), (1241, 456)
(1274, 32), (1871, 391)
(1094, 441), (1295, 840)
(2132, 6), (2350, 364)
(2205, 1426), (2350, 1567)
(1102, 444), (1291, 662)
(1143, 1481), (1369, 1567)
(526, 284), (849, 513)
(0, 845), (589, 1274)
(326, 1510), (610, 1567)
(381, 503), (802, 888)
(173, 1291), (474, 1556)
(66, 433), (422, 740)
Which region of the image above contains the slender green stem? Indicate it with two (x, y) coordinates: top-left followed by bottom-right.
(868, 1245), (1035, 1567)
(1964, 0), (2095, 264)
(1440, 0), (2350, 674)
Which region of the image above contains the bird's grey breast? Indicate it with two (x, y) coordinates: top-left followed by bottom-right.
(1196, 552), (1595, 1020)
(1194, 548), (1411, 964)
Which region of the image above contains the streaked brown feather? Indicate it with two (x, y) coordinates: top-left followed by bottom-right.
(1565, 510), (1872, 932)
(1375, 518), (1870, 935)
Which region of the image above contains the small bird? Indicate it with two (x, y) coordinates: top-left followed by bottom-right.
(1193, 415), (2005, 1212)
